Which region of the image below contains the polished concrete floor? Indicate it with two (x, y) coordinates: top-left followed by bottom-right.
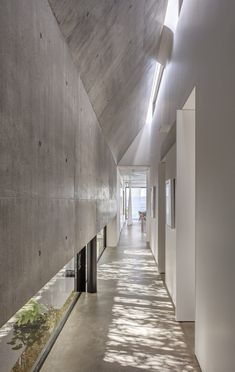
(41, 223), (200, 372)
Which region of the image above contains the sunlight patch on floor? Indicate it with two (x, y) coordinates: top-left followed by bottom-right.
(100, 239), (199, 372)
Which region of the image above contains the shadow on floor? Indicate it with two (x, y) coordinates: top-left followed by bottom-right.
(99, 243), (200, 372)
(42, 223), (201, 372)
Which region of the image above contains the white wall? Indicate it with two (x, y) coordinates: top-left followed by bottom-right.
(150, 162), (166, 273)
(119, 176), (125, 233)
(150, 217), (157, 258)
(157, 162), (166, 273)
(150, 183), (158, 258)
(154, 107), (195, 320)
(165, 144), (176, 305)
(146, 170), (151, 243)
(176, 108), (195, 321)
(149, 129), (166, 267)
(150, 1), (235, 370)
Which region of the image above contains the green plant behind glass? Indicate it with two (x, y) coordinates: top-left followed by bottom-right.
(15, 299), (48, 326)
(7, 299), (48, 350)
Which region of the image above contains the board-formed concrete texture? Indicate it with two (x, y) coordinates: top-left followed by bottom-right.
(48, 0), (167, 162)
(0, 0), (116, 327)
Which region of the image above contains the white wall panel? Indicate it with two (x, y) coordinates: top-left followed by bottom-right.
(165, 144), (176, 305)
(150, 1), (235, 370)
(176, 109), (195, 321)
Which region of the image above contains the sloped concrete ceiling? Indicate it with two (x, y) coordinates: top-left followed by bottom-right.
(49, 0), (167, 162)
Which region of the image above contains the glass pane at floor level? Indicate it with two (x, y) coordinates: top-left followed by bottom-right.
(97, 228), (105, 260)
(0, 257), (76, 372)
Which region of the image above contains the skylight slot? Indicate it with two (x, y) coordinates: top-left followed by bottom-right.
(145, 0), (181, 126)
(146, 63), (164, 125)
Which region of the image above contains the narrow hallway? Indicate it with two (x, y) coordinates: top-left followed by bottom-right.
(41, 223), (200, 372)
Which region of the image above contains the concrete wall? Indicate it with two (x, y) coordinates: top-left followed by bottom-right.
(48, 0), (167, 163)
(164, 144), (176, 305)
(107, 170), (125, 247)
(150, 0), (235, 370)
(0, 0), (116, 327)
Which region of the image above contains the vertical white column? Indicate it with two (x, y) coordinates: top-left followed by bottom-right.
(127, 181), (133, 226)
(158, 162), (166, 273)
(146, 170), (151, 242)
(176, 109), (195, 321)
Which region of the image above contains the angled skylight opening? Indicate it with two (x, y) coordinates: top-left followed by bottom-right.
(146, 0), (181, 126)
(146, 62), (164, 125)
(164, 0), (181, 32)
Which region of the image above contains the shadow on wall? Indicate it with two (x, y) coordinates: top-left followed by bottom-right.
(98, 246), (200, 371)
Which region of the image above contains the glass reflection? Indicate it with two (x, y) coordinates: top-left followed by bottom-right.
(97, 228), (105, 260)
(0, 257), (76, 372)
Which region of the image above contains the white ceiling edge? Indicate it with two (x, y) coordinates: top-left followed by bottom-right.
(182, 87), (196, 110)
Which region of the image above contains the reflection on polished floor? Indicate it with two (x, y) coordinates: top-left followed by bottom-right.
(41, 223), (200, 372)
